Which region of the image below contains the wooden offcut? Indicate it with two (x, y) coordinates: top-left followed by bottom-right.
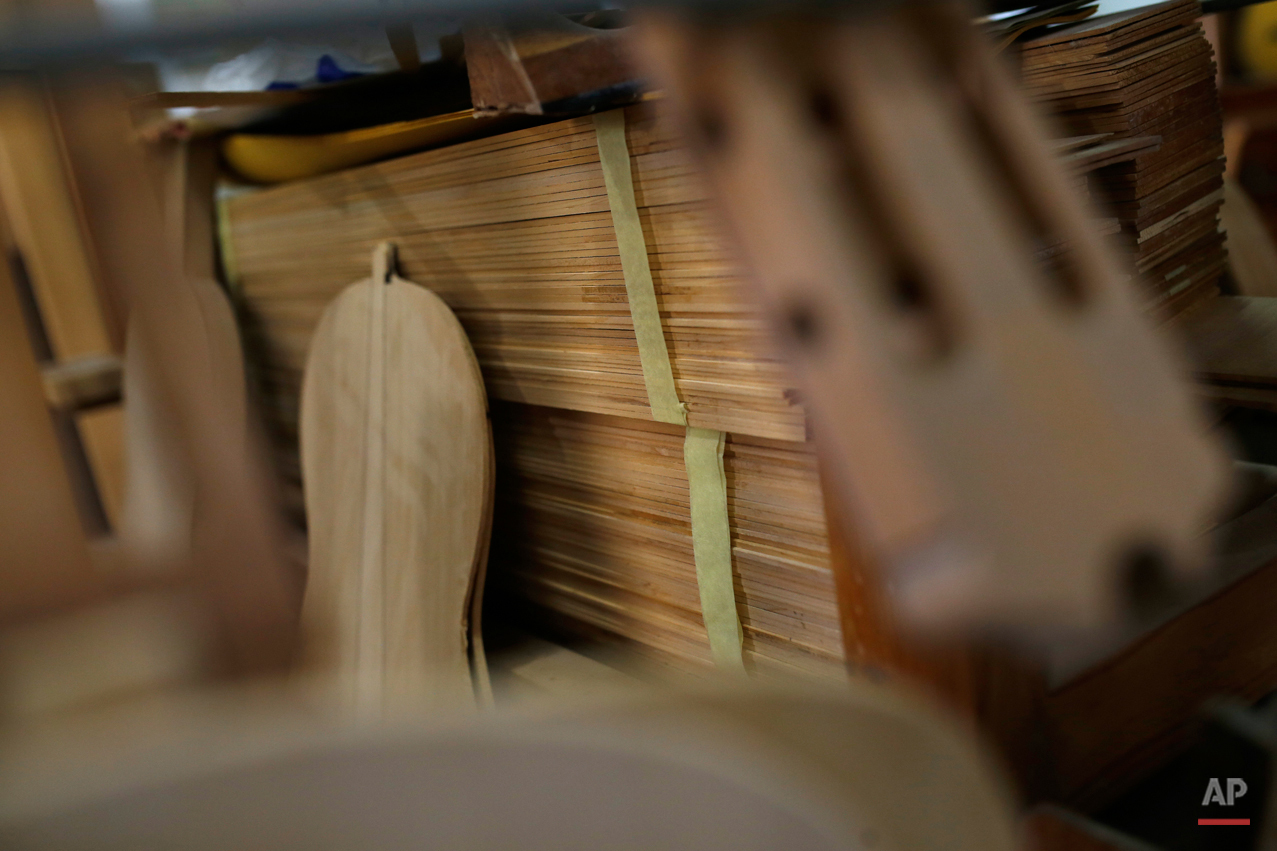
(492, 404), (844, 679)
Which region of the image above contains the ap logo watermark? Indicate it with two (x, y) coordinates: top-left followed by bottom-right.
(1203, 778), (1248, 806)
(1199, 777), (1252, 825)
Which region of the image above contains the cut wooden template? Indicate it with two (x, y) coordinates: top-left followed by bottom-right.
(300, 243), (493, 717)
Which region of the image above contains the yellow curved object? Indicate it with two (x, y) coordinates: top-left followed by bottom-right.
(1240, 0), (1277, 81)
(223, 109), (497, 184)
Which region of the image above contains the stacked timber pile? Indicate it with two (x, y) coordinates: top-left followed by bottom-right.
(221, 103), (845, 679)
(1020, 0), (1226, 317)
(1038, 133), (1160, 269)
(493, 406), (841, 677)
(225, 109), (801, 443)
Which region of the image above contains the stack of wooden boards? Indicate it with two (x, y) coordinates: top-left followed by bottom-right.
(491, 406), (840, 677)
(1019, 0), (1226, 318)
(221, 104), (845, 680)
(1040, 133), (1161, 270)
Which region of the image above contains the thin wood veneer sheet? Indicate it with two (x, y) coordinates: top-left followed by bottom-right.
(300, 244), (493, 716)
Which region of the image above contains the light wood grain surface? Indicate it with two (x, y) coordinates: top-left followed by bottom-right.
(301, 247), (493, 716)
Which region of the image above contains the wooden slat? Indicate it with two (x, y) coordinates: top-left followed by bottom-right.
(0, 75), (117, 356)
(0, 204), (101, 621)
(0, 74), (126, 528)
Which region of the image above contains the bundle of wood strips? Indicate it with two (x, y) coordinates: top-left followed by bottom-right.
(1020, 0), (1225, 317)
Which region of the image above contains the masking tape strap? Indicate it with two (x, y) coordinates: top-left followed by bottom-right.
(594, 108), (743, 672)
(593, 110), (687, 427)
(215, 183), (258, 298)
(215, 194), (239, 294)
(684, 426), (746, 672)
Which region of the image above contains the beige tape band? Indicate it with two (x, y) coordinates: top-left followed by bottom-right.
(593, 109), (687, 428)
(594, 109), (744, 672)
(684, 426), (746, 672)
(215, 183), (258, 297)
(215, 196), (239, 293)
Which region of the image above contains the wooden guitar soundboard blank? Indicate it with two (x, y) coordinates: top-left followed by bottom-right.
(300, 245), (493, 716)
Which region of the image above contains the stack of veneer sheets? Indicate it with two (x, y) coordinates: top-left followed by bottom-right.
(1019, 0), (1226, 317)
(1037, 133), (1160, 269)
(491, 406), (840, 676)
(221, 104), (847, 680)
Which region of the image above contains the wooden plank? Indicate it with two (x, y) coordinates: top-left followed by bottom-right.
(0, 0), (105, 561)
(464, 13), (638, 116)
(0, 74), (127, 528)
(0, 75), (117, 356)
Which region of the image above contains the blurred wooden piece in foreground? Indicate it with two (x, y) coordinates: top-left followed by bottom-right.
(0, 206), (101, 620)
(0, 73), (299, 721)
(0, 74), (125, 528)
